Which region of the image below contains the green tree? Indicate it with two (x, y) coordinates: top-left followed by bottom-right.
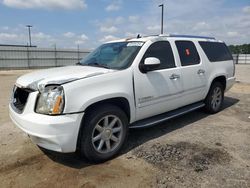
(228, 44), (250, 54)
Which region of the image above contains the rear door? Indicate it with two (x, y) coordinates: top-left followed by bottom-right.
(175, 40), (207, 105)
(133, 41), (183, 120)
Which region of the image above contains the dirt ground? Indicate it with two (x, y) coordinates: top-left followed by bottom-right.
(0, 65), (249, 188)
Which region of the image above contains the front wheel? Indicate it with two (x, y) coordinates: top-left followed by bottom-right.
(204, 82), (224, 114)
(79, 104), (128, 163)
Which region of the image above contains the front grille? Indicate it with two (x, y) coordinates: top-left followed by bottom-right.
(11, 86), (33, 113)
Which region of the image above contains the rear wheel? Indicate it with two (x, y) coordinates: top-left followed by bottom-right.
(79, 104), (128, 163)
(204, 82), (224, 114)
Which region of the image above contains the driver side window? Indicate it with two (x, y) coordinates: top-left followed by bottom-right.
(141, 41), (176, 70)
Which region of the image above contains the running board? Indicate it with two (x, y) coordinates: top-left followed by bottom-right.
(130, 102), (205, 129)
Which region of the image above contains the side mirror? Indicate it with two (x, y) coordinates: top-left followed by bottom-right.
(140, 57), (160, 73)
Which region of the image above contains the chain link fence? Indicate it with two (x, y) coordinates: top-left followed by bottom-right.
(0, 45), (90, 69)
(233, 54), (250, 64)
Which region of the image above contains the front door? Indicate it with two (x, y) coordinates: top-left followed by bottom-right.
(133, 41), (183, 121)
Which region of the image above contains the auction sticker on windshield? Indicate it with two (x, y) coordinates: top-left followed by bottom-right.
(127, 42), (144, 47)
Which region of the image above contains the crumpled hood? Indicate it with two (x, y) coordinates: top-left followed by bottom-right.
(16, 65), (115, 91)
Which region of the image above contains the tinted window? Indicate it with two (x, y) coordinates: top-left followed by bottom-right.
(175, 41), (200, 66)
(142, 41), (175, 69)
(199, 41), (233, 62)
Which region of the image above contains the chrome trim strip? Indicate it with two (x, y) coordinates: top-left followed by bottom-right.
(138, 85), (205, 105)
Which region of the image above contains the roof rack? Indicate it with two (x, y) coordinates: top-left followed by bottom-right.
(130, 34), (216, 40)
(168, 34), (215, 40)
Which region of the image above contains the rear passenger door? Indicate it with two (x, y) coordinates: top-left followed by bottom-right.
(134, 41), (183, 120)
(175, 41), (207, 104)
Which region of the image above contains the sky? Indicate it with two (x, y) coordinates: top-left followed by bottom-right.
(0, 0), (249, 49)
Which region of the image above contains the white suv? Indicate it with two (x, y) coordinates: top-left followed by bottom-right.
(9, 34), (235, 162)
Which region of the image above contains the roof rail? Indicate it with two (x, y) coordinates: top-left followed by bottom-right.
(169, 34), (215, 40)
(133, 34), (216, 40)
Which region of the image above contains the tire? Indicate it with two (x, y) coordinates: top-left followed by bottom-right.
(79, 104), (128, 163)
(204, 82), (224, 114)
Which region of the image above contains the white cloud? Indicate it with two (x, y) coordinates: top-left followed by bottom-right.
(33, 32), (51, 40)
(193, 22), (210, 31)
(100, 35), (118, 42)
(80, 34), (88, 40)
(95, 16), (124, 28)
(105, 1), (121, 12)
(128, 16), (139, 23)
(114, 16), (125, 25)
(227, 31), (239, 38)
(243, 6), (250, 14)
(74, 34), (88, 45)
(0, 31), (53, 45)
(74, 40), (85, 45)
(147, 25), (161, 31)
(2, 0), (87, 10)
(136, 0), (250, 44)
(1, 26), (9, 30)
(0, 33), (18, 40)
(0, 32), (27, 45)
(1, 1), (249, 47)
(125, 32), (138, 37)
(0, 25), (92, 48)
(100, 26), (118, 33)
(63, 32), (75, 38)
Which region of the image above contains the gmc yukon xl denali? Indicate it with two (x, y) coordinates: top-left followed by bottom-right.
(9, 34), (235, 162)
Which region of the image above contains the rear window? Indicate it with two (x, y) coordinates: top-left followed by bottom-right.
(199, 42), (233, 62)
(175, 41), (200, 66)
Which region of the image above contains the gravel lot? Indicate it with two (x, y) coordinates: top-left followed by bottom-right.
(0, 65), (249, 188)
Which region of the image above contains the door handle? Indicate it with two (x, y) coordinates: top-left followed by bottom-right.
(169, 74), (180, 80)
(197, 69), (205, 75)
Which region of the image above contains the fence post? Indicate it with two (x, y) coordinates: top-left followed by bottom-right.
(54, 44), (57, 67)
(26, 45), (30, 69)
(77, 44), (80, 63)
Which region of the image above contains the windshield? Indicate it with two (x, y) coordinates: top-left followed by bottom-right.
(79, 41), (144, 69)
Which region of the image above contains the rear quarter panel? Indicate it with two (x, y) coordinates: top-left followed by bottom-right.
(197, 42), (235, 97)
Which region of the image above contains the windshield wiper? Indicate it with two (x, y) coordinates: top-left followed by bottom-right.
(76, 62), (82, 65)
(87, 63), (110, 69)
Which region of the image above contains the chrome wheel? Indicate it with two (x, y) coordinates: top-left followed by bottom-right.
(91, 115), (123, 153)
(211, 87), (222, 111)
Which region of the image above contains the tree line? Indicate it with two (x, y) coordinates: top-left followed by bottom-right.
(228, 44), (250, 54)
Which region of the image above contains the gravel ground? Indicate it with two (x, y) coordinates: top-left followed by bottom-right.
(0, 65), (249, 188)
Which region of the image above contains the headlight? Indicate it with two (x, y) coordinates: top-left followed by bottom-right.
(35, 85), (65, 115)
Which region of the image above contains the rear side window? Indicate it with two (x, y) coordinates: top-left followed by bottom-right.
(199, 41), (233, 62)
(175, 41), (200, 66)
(142, 41), (176, 69)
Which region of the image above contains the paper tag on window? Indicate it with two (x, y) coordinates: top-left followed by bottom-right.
(185, 49), (190, 56)
(127, 42), (144, 47)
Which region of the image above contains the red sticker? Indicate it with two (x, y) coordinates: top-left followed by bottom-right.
(185, 49), (190, 56)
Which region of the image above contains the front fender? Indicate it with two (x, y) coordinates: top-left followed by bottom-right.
(62, 69), (136, 123)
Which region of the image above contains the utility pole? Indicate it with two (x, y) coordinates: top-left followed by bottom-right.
(159, 4), (164, 34)
(26, 25), (32, 47)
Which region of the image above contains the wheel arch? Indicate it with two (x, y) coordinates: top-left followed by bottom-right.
(206, 75), (226, 98)
(76, 97), (131, 153)
(210, 75), (226, 91)
(83, 97), (131, 122)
